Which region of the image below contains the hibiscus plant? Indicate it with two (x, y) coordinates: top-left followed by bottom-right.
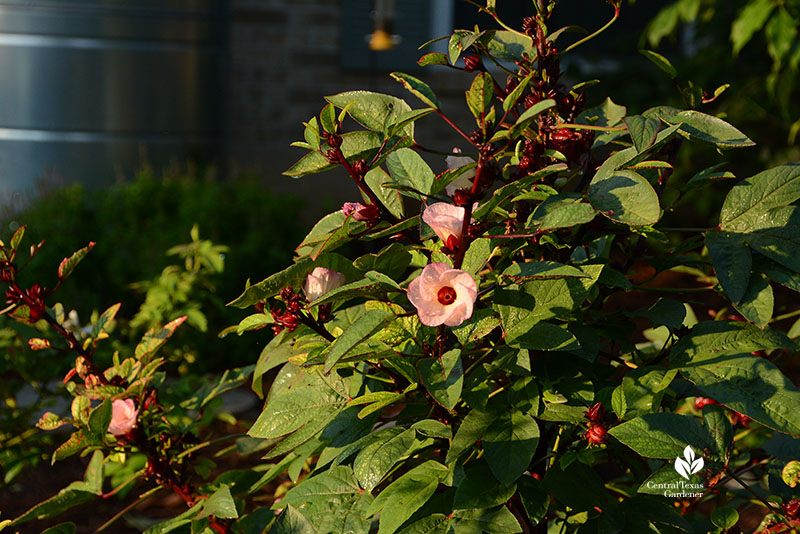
(5, 1), (800, 533)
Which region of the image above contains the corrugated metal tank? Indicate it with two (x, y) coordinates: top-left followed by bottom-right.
(0, 0), (224, 205)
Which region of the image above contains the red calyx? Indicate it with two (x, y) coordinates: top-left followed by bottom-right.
(584, 402), (606, 424)
(586, 423), (608, 446)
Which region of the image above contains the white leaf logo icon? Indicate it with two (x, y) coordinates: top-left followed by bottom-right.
(674, 445), (704, 480)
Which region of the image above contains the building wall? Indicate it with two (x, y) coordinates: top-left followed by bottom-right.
(227, 0), (472, 218)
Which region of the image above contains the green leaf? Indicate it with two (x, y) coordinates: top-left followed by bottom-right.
(680, 352), (800, 434)
(303, 117), (321, 151)
(711, 507), (739, 529)
(446, 409), (495, 464)
(486, 30), (534, 63)
(453, 461), (516, 510)
(91, 302), (121, 338)
(509, 99), (556, 138)
(284, 131), (388, 178)
(87, 399), (112, 440)
(451, 308), (500, 346)
(385, 109), (436, 142)
(326, 91), (413, 135)
(541, 462), (606, 512)
(397, 515), (450, 534)
(782, 460), (800, 488)
(12, 451), (103, 526)
(506, 321), (580, 352)
(197, 486), (238, 520)
(527, 193), (597, 230)
(390, 72), (440, 110)
(135, 316), (187, 365)
(733, 272), (773, 327)
(451, 507), (522, 534)
(609, 413), (714, 459)
(310, 271), (401, 308)
(466, 72), (493, 120)
(588, 170), (660, 226)
(720, 164), (800, 233)
(228, 253), (357, 308)
(614, 367), (678, 420)
(324, 309), (394, 372)
(623, 115), (661, 153)
(703, 404), (733, 457)
(672, 320), (795, 361)
(482, 411), (540, 485)
(41, 523), (76, 534)
(577, 97), (627, 128)
(639, 50), (677, 78)
(731, 0), (776, 54)
(418, 52), (449, 66)
(705, 230), (752, 303)
(503, 73), (533, 112)
(37, 412), (70, 431)
(462, 238), (492, 276)
(386, 148), (436, 196)
(502, 261), (589, 281)
(366, 461), (449, 534)
(419, 349), (464, 411)
(518, 477), (548, 526)
(248, 367), (347, 439)
(320, 103), (337, 134)
(354, 428), (416, 491)
(659, 109), (755, 148)
(473, 164), (567, 219)
(236, 313), (273, 335)
(271, 506), (317, 534)
(411, 419), (452, 439)
(765, 8), (798, 64)
(57, 242), (95, 280)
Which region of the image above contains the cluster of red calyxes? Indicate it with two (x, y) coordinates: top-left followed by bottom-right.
(269, 287), (305, 334)
(584, 402), (610, 445)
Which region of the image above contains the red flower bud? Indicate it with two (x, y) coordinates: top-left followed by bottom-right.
(694, 397), (719, 410)
(783, 499), (800, 520)
(586, 423), (608, 446)
(584, 402), (606, 423)
(463, 55), (481, 72)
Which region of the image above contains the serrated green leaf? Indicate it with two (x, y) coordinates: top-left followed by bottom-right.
(354, 428), (415, 491)
(134, 316), (187, 365)
(197, 486), (238, 520)
(228, 253), (358, 308)
(623, 114), (661, 153)
(680, 352), (800, 434)
(589, 170), (660, 226)
(419, 349), (463, 411)
(483, 411), (539, 485)
(58, 242), (95, 280)
(451, 506), (521, 534)
(271, 506), (317, 534)
(518, 477), (548, 526)
(639, 50), (677, 78)
(615, 367), (678, 420)
(711, 507), (739, 529)
(385, 148), (436, 196)
(703, 404), (733, 458)
(527, 193), (597, 230)
(486, 30), (534, 63)
(447, 409), (495, 464)
(733, 272), (773, 327)
(466, 72), (493, 120)
(503, 73), (533, 113)
(325, 309), (394, 372)
(391, 72), (440, 110)
(12, 451), (103, 526)
(326, 91), (413, 135)
(417, 52), (449, 66)
(453, 461), (516, 510)
(284, 131), (387, 178)
(731, 0), (775, 54)
(706, 230), (751, 304)
(720, 164), (800, 233)
(509, 99), (556, 138)
(609, 414), (714, 459)
(366, 461), (449, 534)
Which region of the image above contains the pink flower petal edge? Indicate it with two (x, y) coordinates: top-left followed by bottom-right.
(408, 262), (478, 327)
(303, 267), (346, 302)
(108, 398), (139, 436)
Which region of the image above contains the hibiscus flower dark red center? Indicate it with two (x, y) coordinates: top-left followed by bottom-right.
(437, 286), (457, 305)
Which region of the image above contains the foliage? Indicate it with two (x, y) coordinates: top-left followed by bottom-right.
(4, 1), (800, 533)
